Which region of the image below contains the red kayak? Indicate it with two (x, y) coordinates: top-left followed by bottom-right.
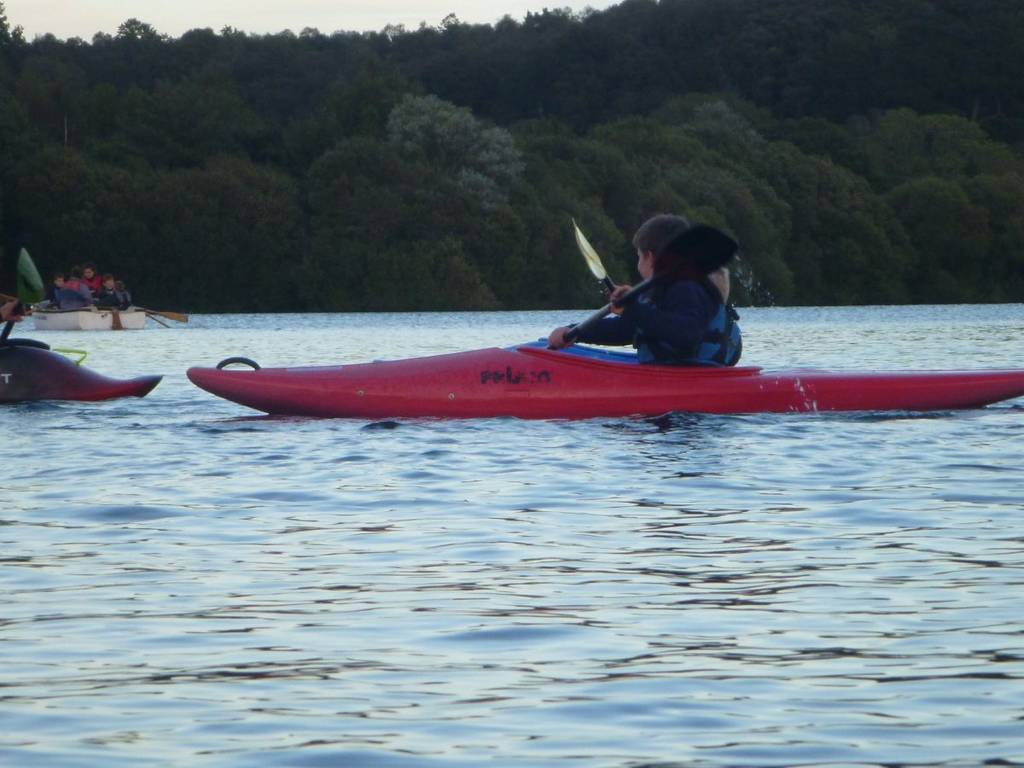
(1, 340), (162, 403)
(187, 341), (1024, 418)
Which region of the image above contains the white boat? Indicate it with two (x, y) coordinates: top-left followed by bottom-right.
(32, 306), (148, 331)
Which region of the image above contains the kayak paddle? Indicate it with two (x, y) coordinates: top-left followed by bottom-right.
(1, 248), (45, 343)
(137, 307), (189, 324)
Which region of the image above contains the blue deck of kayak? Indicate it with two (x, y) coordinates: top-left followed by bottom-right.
(519, 339), (641, 365)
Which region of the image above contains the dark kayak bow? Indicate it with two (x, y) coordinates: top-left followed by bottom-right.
(0, 340), (162, 403)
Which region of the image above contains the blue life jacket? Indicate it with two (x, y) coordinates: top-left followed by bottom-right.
(694, 302), (742, 366)
(56, 287), (92, 309)
(636, 282), (742, 367)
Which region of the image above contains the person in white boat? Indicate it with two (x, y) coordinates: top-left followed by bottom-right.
(43, 273), (66, 307)
(81, 263), (102, 296)
(96, 274), (117, 307)
(97, 274), (132, 310)
(114, 280), (132, 308)
(58, 267), (93, 309)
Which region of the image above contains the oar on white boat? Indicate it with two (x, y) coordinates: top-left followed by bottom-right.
(137, 307), (188, 324)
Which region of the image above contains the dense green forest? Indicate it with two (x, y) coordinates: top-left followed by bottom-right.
(1, 0), (1022, 311)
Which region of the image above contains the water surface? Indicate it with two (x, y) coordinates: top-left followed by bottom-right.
(3, 305), (1023, 767)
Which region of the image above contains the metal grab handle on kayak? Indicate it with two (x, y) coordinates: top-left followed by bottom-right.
(216, 357), (261, 370)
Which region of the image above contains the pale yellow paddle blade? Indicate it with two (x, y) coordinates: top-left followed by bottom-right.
(572, 219), (609, 282)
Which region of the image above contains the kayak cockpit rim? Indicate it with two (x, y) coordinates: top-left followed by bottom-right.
(514, 339), (764, 376)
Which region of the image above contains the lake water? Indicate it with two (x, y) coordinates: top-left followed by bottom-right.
(3, 305), (1024, 767)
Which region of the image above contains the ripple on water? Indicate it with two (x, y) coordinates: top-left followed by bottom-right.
(437, 624), (580, 648)
(85, 505), (187, 522)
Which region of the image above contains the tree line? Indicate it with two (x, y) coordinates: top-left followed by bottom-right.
(1, 0), (1022, 311)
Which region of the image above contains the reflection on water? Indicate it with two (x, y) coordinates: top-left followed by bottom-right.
(3, 306), (1024, 766)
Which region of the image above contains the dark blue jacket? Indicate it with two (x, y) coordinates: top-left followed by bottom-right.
(576, 279), (742, 365)
(56, 284), (93, 309)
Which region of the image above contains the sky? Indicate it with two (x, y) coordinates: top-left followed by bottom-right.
(4, 0), (619, 40)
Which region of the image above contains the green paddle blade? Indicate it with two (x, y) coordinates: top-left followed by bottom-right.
(16, 248), (44, 304)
